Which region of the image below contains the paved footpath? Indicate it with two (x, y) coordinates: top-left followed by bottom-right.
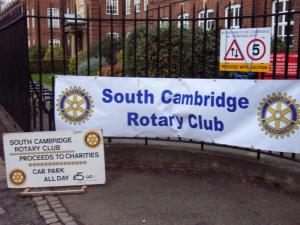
(0, 158), (46, 225)
(61, 169), (300, 225)
(0, 158), (80, 225)
(1, 156), (300, 225)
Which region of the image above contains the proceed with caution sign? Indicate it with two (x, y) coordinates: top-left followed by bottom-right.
(220, 28), (271, 72)
(3, 129), (106, 188)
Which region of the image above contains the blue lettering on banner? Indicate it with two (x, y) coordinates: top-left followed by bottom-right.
(102, 89), (154, 104)
(128, 112), (183, 129)
(127, 112), (224, 131)
(160, 90), (249, 112)
(100, 89), (249, 132)
(101, 89), (249, 113)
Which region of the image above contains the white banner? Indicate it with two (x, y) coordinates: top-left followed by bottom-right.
(55, 76), (300, 153)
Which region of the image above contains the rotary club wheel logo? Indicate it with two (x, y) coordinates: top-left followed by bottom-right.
(84, 131), (101, 148)
(10, 169), (26, 186)
(258, 93), (300, 139)
(57, 87), (94, 125)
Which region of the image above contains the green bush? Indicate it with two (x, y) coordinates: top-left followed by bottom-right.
(43, 46), (63, 61)
(92, 37), (121, 65)
(125, 26), (218, 77)
(78, 57), (100, 75)
(28, 45), (47, 61)
(271, 37), (295, 52)
(68, 51), (87, 74)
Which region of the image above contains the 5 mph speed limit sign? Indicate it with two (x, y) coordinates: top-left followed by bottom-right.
(220, 28), (271, 72)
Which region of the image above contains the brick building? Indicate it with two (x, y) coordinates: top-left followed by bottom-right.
(0, 0), (299, 55)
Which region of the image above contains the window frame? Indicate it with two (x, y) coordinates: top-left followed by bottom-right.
(106, 0), (119, 15)
(47, 8), (60, 29)
(134, 0), (141, 13)
(144, 0), (148, 11)
(126, 0), (131, 15)
(31, 8), (35, 28)
(106, 32), (120, 39)
(160, 17), (169, 28)
(225, 4), (240, 29)
(177, 13), (189, 29)
(272, 0), (294, 43)
(198, 9), (214, 30)
(48, 39), (61, 47)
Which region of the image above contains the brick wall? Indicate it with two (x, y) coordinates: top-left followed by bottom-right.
(14, 0), (300, 59)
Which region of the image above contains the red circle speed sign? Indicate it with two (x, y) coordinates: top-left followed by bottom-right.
(246, 39), (266, 61)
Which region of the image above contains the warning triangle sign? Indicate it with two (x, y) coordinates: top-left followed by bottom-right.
(224, 39), (245, 61)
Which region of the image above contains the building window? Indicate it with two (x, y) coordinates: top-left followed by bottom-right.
(48, 39), (61, 47)
(177, 13), (189, 29)
(144, 0), (148, 11)
(32, 9), (35, 28)
(106, 32), (120, 39)
(225, 4), (240, 29)
(126, 0), (131, 15)
(106, 0), (118, 15)
(27, 10), (29, 29)
(272, 0), (294, 43)
(47, 8), (60, 28)
(134, 0), (141, 12)
(199, 9), (214, 30)
(160, 18), (169, 28)
(79, 0), (85, 5)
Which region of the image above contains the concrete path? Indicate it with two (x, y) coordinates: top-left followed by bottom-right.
(60, 169), (300, 225)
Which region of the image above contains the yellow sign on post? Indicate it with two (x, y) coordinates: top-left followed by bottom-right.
(219, 28), (271, 73)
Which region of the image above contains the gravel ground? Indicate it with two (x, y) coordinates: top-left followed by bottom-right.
(0, 159), (46, 225)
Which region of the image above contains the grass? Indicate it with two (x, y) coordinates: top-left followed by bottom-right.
(31, 73), (53, 86)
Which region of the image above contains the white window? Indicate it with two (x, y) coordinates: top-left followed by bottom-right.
(160, 17), (169, 28)
(225, 4), (240, 29)
(144, 0), (148, 11)
(79, 0), (85, 5)
(134, 0), (141, 12)
(177, 13), (189, 29)
(106, 32), (120, 39)
(48, 39), (61, 47)
(199, 9), (214, 30)
(27, 10), (29, 29)
(106, 0), (118, 15)
(126, 0), (131, 15)
(47, 8), (60, 28)
(272, 0), (294, 43)
(32, 9), (35, 28)
(28, 40), (31, 48)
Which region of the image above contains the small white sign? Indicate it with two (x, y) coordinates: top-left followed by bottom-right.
(3, 129), (105, 188)
(220, 27), (271, 72)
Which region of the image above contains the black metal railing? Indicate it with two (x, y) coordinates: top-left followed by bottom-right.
(0, 3), (30, 131)
(0, 0), (299, 162)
